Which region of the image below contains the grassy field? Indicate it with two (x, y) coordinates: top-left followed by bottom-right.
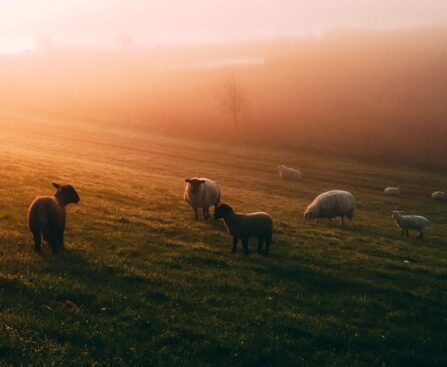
(0, 113), (446, 367)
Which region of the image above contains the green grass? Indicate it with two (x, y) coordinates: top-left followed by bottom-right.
(0, 114), (446, 366)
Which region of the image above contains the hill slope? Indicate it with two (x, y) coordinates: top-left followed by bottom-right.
(0, 114), (446, 366)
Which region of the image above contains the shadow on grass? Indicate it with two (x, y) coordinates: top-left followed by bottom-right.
(1, 244), (446, 366)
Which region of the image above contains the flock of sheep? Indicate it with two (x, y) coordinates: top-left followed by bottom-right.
(382, 185), (443, 239)
(27, 164), (445, 255)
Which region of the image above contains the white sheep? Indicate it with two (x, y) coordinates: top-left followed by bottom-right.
(276, 165), (302, 181)
(28, 183), (80, 254)
(184, 177), (220, 220)
(304, 190), (356, 227)
(431, 191), (447, 201)
(384, 186), (400, 196)
(392, 211), (429, 239)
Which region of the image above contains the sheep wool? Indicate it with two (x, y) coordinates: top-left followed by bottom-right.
(277, 165), (302, 181)
(184, 177), (220, 220)
(28, 183), (80, 254)
(214, 203), (273, 256)
(431, 191), (447, 201)
(304, 190), (356, 226)
(392, 211), (429, 239)
(384, 187), (400, 196)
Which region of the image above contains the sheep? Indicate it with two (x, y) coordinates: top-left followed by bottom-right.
(431, 191), (447, 201)
(384, 186), (400, 196)
(276, 165), (302, 181)
(304, 190), (356, 227)
(28, 183), (80, 254)
(214, 203), (273, 256)
(392, 211), (429, 239)
(184, 177), (220, 220)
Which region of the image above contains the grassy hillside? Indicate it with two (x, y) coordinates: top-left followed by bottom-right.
(0, 114), (446, 367)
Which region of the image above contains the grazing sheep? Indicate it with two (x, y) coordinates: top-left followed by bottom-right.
(276, 165), (302, 181)
(184, 177), (220, 220)
(214, 204), (273, 256)
(304, 190), (356, 227)
(28, 183), (80, 254)
(431, 191), (447, 201)
(384, 186), (400, 196)
(392, 211), (429, 239)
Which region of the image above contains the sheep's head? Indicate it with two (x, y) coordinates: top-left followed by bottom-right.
(185, 178), (206, 194)
(391, 210), (402, 219)
(214, 204), (234, 221)
(53, 183), (80, 205)
(304, 206), (317, 221)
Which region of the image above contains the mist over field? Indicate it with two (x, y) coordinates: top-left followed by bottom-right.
(1, 28), (447, 164)
(1, 1), (447, 366)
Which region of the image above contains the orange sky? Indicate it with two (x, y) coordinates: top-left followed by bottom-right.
(1, 0), (447, 53)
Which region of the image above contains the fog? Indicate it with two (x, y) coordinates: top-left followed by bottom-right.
(1, 1), (447, 52)
(1, 28), (446, 164)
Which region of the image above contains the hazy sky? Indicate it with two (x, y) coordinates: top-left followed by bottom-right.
(1, 0), (446, 52)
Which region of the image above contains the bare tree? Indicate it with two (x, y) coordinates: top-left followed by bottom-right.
(214, 77), (249, 128)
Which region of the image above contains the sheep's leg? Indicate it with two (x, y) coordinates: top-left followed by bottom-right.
(193, 208), (199, 221)
(405, 229), (409, 238)
(58, 231), (64, 250)
(401, 228), (405, 236)
(315, 218), (319, 224)
(206, 207), (211, 220)
(340, 216), (344, 227)
(41, 228), (50, 243)
(242, 237), (249, 256)
(48, 238), (59, 254)
(418, 231), (424, 240)
(257, 237), (264, 254)
(214, 194), (220, 214)
(232, 237), (238, 254)
(32, 232), (42, 254)
(202, 207), (208, 220)
(264, 234), (272, 256)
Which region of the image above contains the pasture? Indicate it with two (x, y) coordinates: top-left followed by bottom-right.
(0, 114), (446, 366)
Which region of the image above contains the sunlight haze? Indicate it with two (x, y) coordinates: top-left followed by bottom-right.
(0, 1), (447, 365)
(1, 0), (447, 52)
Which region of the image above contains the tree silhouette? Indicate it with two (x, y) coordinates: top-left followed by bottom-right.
(214, 77), (249, 128)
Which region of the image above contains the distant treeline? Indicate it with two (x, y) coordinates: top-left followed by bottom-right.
(1, 28), (446, 165)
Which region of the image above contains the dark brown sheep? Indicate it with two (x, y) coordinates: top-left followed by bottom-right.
(28, 183), (80, 254)
(214, 204), (273, 256)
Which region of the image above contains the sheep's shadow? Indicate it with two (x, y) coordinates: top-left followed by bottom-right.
(1, 247), (174, 318)
(0, 278), (34, 308)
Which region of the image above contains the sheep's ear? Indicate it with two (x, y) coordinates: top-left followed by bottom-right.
(185, 178), (192, 183)
(52, 182), (61, 189)
(199, 180), (206, 184)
